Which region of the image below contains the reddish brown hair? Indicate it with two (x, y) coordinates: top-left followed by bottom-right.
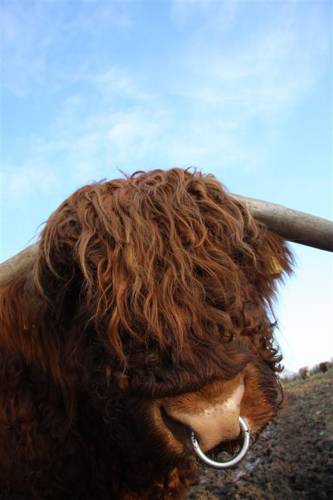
(0, 168), (293, 498)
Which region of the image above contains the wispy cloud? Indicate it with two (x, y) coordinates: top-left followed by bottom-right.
(169, 9), (328, 123)
(2, 1), (329, 199)
(2, 163), (60, 199)
(170, 0), (238, 29)
(1, 0), (132, 97)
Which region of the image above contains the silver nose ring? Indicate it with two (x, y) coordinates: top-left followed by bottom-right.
(190, 416), (250, 469)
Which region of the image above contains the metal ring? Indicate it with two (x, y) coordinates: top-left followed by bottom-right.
(190, 416), (250, 469)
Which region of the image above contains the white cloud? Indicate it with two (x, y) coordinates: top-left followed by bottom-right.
(107, 108), (168, 166)
(171, 0), (238, 29)
(1, 1), (64, 96)
(71, 1), (132, 33)
(170, 26), (325, 125)
(3, 164), (60, 199)
(1, 0), (132, 97)
(91, 68), (154, 103)
(3, 2), (329, 196)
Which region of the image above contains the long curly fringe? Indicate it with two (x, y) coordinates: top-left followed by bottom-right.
(31, 168), (293, 376)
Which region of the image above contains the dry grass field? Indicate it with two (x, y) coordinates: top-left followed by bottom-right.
(189, 368), (333, 499)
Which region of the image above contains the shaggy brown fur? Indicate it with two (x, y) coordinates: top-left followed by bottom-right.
(0, 168), (292, 499)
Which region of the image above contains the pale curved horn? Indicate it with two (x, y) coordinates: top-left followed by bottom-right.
(0, 244), (38, 287)
(233, 194), (333, 253)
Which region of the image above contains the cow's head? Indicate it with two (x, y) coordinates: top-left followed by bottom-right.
(0, 168), (293, 496)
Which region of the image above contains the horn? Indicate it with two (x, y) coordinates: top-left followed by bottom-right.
(1, 195), (332, 285)
(0, 244), (38, 287)
(232, 194), (333, 253)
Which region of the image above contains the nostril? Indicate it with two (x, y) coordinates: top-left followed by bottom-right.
(210, 432), (243, 456)
(160, 406), (193, 449)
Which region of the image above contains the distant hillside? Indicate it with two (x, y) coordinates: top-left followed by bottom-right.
(189, 368), (333, 499)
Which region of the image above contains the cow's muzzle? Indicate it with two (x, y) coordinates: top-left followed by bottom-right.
(190, 416), (250, 469)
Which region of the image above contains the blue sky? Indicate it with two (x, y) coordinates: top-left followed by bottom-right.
(1, 0), (332, 372)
